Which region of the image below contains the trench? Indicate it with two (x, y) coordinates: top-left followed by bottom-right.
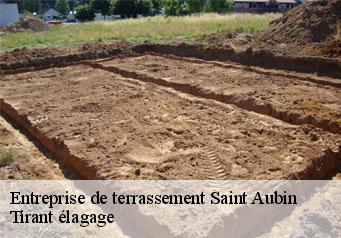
(0, 114), (69, 179)
(0, 98), (158, 236)
(148, 53), (341, 88)
(0, 99), (96, 180)
(132, 43), (341, 79)
(86, 61), (341, 135)
(1, 43), (340, 237)
(0, 62), (340, 237)
(0, 55), (340, 181)
(0, 99), (337, 237)
(0, 96), (337, 236)
(2, 42), (341, 79)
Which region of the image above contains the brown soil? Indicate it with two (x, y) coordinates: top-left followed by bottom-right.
(199, 32), (341, 59)
(0, 16), (49, 33)
(253, 0), (341, 58)
(102, 54), (340, 133)
(0, 57), (340, 180)
(1, 47), (66, 62)
(0, 115), (66, 179)
(306, 39), (341, 59)
(0, 40), (133, 63)
(198, 32), (254, 50)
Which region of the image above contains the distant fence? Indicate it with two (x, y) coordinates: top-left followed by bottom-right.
(94, 13), (121, 21)
(234, 7), (294, 13)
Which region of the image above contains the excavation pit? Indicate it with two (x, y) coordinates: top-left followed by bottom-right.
(0, 55), (340, 180)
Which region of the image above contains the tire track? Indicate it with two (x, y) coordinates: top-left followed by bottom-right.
(203, 147), (229, 180)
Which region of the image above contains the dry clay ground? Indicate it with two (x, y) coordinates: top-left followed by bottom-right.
(0, 54), (340, 180)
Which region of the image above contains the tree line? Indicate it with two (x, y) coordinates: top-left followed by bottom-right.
(5, 0), (234, 22)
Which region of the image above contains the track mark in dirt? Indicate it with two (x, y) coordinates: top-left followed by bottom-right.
(85, 61), (340, 134)
(203, 147), (229, 180)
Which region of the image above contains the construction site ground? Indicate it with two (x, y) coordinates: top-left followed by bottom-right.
(0, 49), (340, 180)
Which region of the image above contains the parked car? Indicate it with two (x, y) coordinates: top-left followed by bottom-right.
(47, 20), (63, 25)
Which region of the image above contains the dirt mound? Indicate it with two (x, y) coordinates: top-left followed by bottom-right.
(0, 47), (66, 62)
(257, 0), (341, 44)
(79, 39), (132, 53)
(198, 32), (254, 49)
(306, 39), (341, 58)
(254, 0), (341, 58)
(1, 16), (49, 33)
(0, 40), (133, 62)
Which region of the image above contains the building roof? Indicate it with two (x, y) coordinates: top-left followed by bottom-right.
(44, 8), (60, 15)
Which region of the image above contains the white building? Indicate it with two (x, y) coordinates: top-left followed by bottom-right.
(233, 0), (300, 12)
(0, 0), (20, 27)
(43, 8), (60, 21)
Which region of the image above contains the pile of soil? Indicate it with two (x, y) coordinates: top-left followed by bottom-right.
(0, 40), (133, 62)
(198, 32), (254, 50)
(1, 16), (49, 33)
(0, 47), (66, 62)
(79, 39), (132, 53)
(307, 39), (341, 59)
(254, 0), (341, 58)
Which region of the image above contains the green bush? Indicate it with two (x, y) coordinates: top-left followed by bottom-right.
(0, 146), (18, 167)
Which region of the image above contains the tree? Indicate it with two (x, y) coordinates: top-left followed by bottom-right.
(137, 0), (153, 16)
(151, 0), (163, 15)
(184, 0), (206, 14)
(92, 0), (111, 17)
(67, 0), (76, 11)
(43, 0), (56, 9)
(55, 0), (68, 15)
(112, 0), (136, 18)
(22, 0), (41, 13)
(205, 0), (233, 13)
(163, 0), (181, 16)
(112, 0), (153, 18)
(75, 3), (95, 21)
(226, 0), (233, 12)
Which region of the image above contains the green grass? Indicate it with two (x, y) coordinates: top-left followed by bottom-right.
(0, 13), (280, 52)
(0, 145), (20, 167)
